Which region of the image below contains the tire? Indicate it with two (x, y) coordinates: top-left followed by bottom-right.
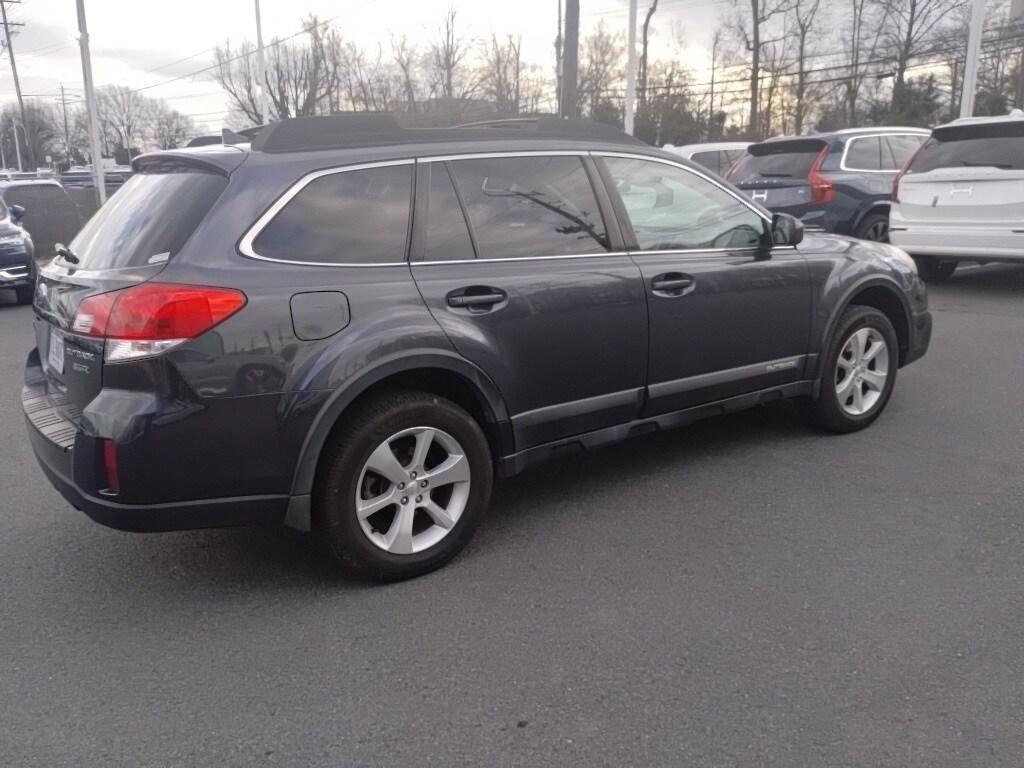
(803, 306), (899, 433)
(914, 257), (957, 282)
(14, 285), (32, 305)
(315, 390), (493, 582)
(855, 212), (890, 242)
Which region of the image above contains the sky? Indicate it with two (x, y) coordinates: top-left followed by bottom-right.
(0, 0), (727, 134)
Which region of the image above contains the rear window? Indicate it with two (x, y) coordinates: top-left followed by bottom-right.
(70, 169), (226, 270)
(729, 143), (824, 179)
(252, 164), (412, 265)
(909, 123), (1024, 173)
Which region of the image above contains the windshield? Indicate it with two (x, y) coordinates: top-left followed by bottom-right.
(69, 169), (227, 270)
(909, 125), (1024, 173)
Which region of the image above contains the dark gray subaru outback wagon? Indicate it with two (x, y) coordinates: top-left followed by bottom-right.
(24, 115), (931, 581)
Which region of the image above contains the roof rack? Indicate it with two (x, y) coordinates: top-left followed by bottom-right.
(250, 113), (645, 154)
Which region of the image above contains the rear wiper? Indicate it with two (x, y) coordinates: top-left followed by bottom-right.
(55, 243), (79, 265)
(758, 172), (793, 178)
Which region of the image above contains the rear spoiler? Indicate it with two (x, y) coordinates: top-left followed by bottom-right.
(933, 120), (1024, 142)
(748, 138), (828, 156)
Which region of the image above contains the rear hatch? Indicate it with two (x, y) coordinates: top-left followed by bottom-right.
(728, 138), (828, 214)
(33, 160), (229, 424)
(896, 120), (1024, 226)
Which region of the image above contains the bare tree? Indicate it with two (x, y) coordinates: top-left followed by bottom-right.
(886, 0), (965, 112)
(1, 100), (58, 168)
(97, 85), (150, 151)
(577, 21), (624, 120)
(428, 6), (476, 100)
(214, 42), (265, 124)
(148, 103), (195, 149)
(391, 35), (421, 112)
(480, 33), (523, 115)
(734, 0), (791, 138)
(787, 0), (822, 133)
(638, 0), (659, 115)
(841, 0), (890, 124)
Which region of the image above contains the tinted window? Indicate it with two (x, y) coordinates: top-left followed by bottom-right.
(71, 170), (226, 270)
(908, 125), (1024, 173)
(254, 164), (412, 264)
(448, 156), (608, 259)
(604, 157), (766, 250)
(844, 136), (882, 170)
(729, 146), (822, 179)
(423, 164), (475, 262)
(884, 134), (926, 169)
(690, 151), (720, 173)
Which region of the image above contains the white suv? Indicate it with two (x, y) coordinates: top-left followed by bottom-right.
(890, 111), (1024, 281)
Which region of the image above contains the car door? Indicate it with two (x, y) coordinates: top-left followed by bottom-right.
(410, 154), (648, 450)
(597, 153), (811, 416)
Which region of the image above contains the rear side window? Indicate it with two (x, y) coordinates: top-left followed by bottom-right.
(423, 164), (475, 262)
(884, 135), (926, 169)
(253, 163), (412, 264)
(909, 124), (1024, 173)
(70, 169), (226, 270)
(843, 136), (883, 170)
(448, 156), (608, 259)
(690, 151), (720, 173)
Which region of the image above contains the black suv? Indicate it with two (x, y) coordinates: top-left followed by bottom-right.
(24, 116), (932, 580)
(728, 128), (929, 242)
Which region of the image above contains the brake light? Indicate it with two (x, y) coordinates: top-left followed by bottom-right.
(73, 283), (246, 361)
(808, 146), (833, 203)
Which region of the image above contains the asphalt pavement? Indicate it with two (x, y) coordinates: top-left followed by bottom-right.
(2, 264), (1023, 767)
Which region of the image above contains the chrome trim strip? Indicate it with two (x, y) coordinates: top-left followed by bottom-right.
(419, 150), (589, 162)
(648, 355), (807, 399)
(238, 158), (414, 267)
(0, 266), (29, 280)
(591, 150), (773, 225)
(840, 133), (927, 173)
(511, 388), (642, 428)
(417, 251), (628, 266)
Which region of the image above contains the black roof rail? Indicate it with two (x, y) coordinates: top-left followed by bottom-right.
(250, 113), (646, 154)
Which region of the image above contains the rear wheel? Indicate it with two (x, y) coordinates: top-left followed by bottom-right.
(14, 285), (32, 305)
(315, 391), (493, 581)
(914, 257), (957, 282)
(803, 306), (899, 433)
(856, 212), (890, 242)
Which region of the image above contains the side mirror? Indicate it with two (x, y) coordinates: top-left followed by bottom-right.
(771, 212), (804, 246)
(9, 204), (25, 222)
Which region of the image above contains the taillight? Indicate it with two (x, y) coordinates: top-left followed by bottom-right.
(101, 438), (120, 495)
(892, 146), (925, 204)
(73, 283), (246, 362)
(808, 146), (833, 203)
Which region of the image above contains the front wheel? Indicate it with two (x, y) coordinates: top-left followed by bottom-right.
(803, 307), (899, 433)
(315, 391), (493, 581)
(914, 257), (957, 282)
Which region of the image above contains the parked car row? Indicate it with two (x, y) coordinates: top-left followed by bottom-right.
(671, 110), (1024, 280)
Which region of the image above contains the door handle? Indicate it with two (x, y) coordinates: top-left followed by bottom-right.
(651, 273), (694, 297)
(446, 287), (508, 311)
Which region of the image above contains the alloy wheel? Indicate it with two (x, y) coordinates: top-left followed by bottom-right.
(355, 426), (471, 555)
(835, 327), (890, 416)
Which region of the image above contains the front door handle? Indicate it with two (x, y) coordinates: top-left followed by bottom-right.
(651, 273), (694, 297)
(446, 287), (508, 312)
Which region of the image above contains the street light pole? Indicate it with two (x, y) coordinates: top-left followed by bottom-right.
(254, 0), (270, 124)
(960, 0), (987, 118)
(76, 0), (105, 204)
(624, 0), (638, 134)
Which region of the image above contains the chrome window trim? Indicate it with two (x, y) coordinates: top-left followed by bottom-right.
(840, 133), (928, 173)
(418, 150), (589, 163)
(418, 251), (630, 266)
(593, 150), (773, 224)
(238, 158), (415, 267)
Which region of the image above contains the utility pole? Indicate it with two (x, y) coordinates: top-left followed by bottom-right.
(254, 0), (269, 124)
(0, 0), (31, 170)
(960, 0), (987, 118)
(76, 0), (105, 204)
(11, 121), (21, 170)
(624, 0), (638, 134)
(57, 84), (73, 163)
(561, 0), (579, 118)
(1012, 0), (1024, 108)
(555, 0), (563, 114)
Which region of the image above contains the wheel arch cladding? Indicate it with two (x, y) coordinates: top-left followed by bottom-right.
(290, 355), (513, 498)
(845, 283), (910, 365)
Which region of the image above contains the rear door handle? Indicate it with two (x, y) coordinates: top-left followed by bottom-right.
(651, 273), (694, 297)
(446, 287), (508, 311)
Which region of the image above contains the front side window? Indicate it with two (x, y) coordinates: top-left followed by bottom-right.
(603, 157), (766, 251)
(252, 163), (412, 265)
(448, 156), (609, 259)
(844, 136), (883, 170)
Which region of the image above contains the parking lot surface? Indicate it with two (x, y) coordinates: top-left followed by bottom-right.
(2, 264), (1023, 767)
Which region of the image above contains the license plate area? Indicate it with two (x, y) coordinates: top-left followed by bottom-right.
(48, 328), (65, 375)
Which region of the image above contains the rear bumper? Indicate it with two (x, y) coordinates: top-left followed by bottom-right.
(23, 381), (290, 533)
(890, 226), (1024, 260)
